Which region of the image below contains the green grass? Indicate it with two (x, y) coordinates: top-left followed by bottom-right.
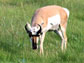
(0, 0), (84, 63)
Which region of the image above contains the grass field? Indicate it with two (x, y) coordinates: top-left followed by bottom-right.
(0, 0), (84, 63)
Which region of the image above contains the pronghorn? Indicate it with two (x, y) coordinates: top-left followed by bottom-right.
(25, 5), (69, 54)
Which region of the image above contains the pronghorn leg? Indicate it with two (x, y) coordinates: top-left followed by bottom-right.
(40, 32), (46, 54)
(63, 31), (67, 50)
(57, 29), (65, 51)
(55, 26), (67, 51)
(61, 26), (67, 51)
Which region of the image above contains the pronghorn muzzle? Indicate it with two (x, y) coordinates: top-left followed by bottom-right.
(32, 37), (37, 49)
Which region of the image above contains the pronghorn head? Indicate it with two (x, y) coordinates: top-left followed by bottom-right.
(25, 22), (42, 49)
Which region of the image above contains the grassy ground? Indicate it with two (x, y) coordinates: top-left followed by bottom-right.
(0, 0), (84, 63)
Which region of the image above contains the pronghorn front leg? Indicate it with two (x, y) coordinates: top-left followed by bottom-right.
(40, 32), (46, 54)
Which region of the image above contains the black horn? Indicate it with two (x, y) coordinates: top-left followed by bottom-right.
(25, 24), (32, 37)
(37, 24), (42, 35)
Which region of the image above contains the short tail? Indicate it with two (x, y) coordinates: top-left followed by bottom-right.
(63, 8), (70, 18)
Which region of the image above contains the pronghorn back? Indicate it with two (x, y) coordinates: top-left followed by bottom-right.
(31, 5), (69, 28)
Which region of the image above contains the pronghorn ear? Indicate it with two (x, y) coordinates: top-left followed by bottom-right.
(27, 22), (31, 30)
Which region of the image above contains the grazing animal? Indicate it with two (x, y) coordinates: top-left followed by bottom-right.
(25, 5), (69, 54)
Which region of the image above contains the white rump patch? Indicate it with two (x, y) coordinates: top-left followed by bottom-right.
(63, 8), (69, 17)
(47, 14), (61, 30)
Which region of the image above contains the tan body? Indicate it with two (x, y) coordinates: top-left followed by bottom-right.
(32, 5), (68, 28)
(26, 5), (69, 54)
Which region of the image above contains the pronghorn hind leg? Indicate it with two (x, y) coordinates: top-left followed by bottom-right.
(60, 26), (67, 51)
(56, 29), (65, 51)
(63, 31), (67, 50)
(55, 26), (67, 51)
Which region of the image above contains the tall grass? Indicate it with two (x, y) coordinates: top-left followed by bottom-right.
(0, 0), (84, 63)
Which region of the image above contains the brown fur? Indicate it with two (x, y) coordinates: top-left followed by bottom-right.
(31, 5), (68, 28)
